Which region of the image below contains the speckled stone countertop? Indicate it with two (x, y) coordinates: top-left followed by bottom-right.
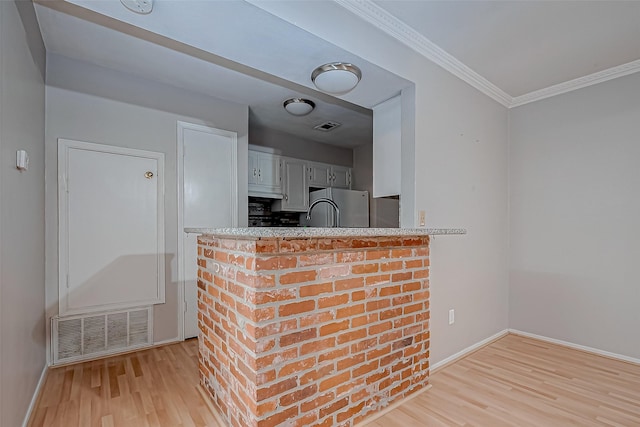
(184, 227), (466, 238)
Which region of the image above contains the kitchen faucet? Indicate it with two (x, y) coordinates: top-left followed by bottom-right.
(306, 198), (340, 227)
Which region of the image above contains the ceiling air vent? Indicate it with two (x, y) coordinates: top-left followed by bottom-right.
(313, 121), (342, 132)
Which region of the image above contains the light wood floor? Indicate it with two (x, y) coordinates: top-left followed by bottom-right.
(28, 339), (222, 427)
(369, 334), (640, 426)
(29, 334), (640, 426)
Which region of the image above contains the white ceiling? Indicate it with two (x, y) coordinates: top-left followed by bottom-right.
(373, 0), (640, 98)
(33, 1), (640, 148)
(34, 0), (412, 149)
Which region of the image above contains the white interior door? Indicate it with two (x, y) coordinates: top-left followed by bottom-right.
(58, 139), (165, 315)
(179, 122), (237, 339)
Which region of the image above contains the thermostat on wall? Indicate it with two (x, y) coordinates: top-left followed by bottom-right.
(16, 150), (29, 171)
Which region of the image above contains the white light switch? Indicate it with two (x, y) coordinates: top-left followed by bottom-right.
(16, 150), (29, 171)
(418, 210), (426, 227)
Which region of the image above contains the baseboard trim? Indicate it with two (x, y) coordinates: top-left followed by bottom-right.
(509, 329), (640, 366)
(431, 329), (509, 373)
(353, 384), (432, 427)
(23, 364), (48, 427)
(153, 337), (182, 347)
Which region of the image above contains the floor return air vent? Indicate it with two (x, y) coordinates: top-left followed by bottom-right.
(51, 307), (153, 365)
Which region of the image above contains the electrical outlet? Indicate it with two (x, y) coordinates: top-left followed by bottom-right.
(448, 309), (455, 325)
(418, 210), (426, 227)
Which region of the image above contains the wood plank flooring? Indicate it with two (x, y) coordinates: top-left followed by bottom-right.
(28, 334), (640, 426)
(369, 334), (640, 426)
(28, 339), (222, 427)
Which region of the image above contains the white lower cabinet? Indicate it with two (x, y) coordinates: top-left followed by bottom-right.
(272, 157), (309, 212)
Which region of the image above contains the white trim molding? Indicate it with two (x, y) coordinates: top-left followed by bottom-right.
(334, 0), (512, 107)
(509, 329), (640, 365)
(431, 329), (509, 372)
(335, 0), (640, 109)
(22, 365), (48, 427)
(510, 59), (640, 107)
(152, 337), (183, 347)
(430, 329), (640, 379)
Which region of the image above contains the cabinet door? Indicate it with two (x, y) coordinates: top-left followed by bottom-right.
(248, 150), (259, 185)
(331, 166), (351, 189)
(308, 162), (331, 188)
(257, 152), (281, 192)
(280, 158), (309, 212)
(248, 150), (281, 195)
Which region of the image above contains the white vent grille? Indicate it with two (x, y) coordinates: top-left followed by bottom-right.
(52, 307), (153, 365)
(313, 121), (342, 132)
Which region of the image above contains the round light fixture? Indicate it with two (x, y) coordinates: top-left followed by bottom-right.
(283, 98), (315, 116)
(311, 62), (362, 95)
(120, 0), (153, 14)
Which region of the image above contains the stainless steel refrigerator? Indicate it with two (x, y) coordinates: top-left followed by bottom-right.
(302, 188), (369, 227)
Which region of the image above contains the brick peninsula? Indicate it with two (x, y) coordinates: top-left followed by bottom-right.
(186, 227), (465, 427)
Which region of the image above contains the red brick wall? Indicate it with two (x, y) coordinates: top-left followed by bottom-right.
(197, 235), (430, 427)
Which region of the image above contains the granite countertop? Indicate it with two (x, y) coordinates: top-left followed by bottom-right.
(184, 227), (466, 238)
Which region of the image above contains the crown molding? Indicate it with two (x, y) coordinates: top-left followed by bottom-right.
(510, 59), (640, 107)
(334, 0), (512, 107)
(335, 0), (640, 109)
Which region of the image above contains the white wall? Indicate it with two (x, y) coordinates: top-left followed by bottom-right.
(45, 54), (249, 348)
(0, 1), (47, 426)
(249, 124), (353, 167)
(249, 2), (510, 365)
(509, 72), (640, 359)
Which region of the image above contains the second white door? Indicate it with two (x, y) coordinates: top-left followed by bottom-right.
(179, 122), (237, 339)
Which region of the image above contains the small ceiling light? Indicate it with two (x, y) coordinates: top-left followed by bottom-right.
(283, 98), (315, 116)
(120, 0), (153, 14)
(311, 62), (362, 95)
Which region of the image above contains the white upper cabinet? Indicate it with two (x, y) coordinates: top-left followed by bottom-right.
(250, 149), (352, 212)
(272, 157), (309, 212)
(308, 162), (332, 188)
(330, 165), (351, 189)
(248, 149), (282, 197)
(308, 161), (352, 189)
(373, 94), (401, 197)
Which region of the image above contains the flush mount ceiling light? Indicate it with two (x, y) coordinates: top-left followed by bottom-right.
(311, 62), (362, 95)
(120, 0), (153, 14)
(283, 98), (316, 116)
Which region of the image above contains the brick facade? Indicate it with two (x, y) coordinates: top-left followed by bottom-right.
(197, 234), (430, 427)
